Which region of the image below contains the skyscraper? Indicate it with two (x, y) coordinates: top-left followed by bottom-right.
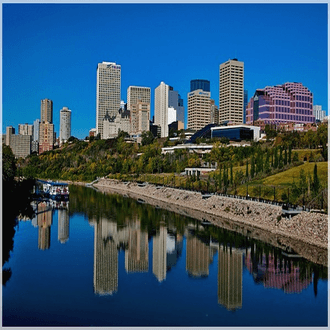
(127, 86), (151, 111)
(60, 107), (72, 144)
(40, 98), (53, 123)
(127, 86), (151, 134)
(154, 82), (184, 137)
(219, 59), (244, 124)
(187, 89), (211, 131)
(39, 122), (54, 154)
(96, 62), (121, 139)
(39, 98), (54, 154)
(154, 82), (169, 138)
(313, 105), (326, 122)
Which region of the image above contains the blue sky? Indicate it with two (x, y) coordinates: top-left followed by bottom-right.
(2, 3), (328, 139)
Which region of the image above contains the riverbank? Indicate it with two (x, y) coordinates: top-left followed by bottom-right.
(93, 178), (328, 266)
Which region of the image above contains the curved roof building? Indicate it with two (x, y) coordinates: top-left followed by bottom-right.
(246, 82), (315, 127)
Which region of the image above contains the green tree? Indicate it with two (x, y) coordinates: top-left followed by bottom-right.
(245, 160), (249, 178)
(273, 147), (278, 169)
(312, 163), (320, 196)
(141, 131), (155, 146)
(250, 154), (255, 178)
(2, 145), (16, 183)
(264, 149), (270, 174)
(288, 145), (292, 164)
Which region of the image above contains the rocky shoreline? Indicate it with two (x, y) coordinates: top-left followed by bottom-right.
(92, 178), (328, 266)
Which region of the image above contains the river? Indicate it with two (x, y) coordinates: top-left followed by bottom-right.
(2, 185), (328, 327)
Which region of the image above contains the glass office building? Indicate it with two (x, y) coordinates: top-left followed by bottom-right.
(190, 79), (210, 92)
(246, 82), (315, 126)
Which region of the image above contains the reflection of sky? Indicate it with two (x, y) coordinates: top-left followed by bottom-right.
(166, 234), (175, 253)
(3, 207), (328, 327)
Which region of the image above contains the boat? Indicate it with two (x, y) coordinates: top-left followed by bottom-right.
(36, 180), (69, 200)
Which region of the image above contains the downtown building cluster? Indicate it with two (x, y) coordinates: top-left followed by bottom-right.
(3, 99), (72, 158)
(4, 58), (327, 158)
(94, 58), (326, 143)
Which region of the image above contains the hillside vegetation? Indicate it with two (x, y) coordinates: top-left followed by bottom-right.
(16, 124), (328, 208)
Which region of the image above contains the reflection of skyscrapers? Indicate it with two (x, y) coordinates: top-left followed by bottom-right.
(166, 233), (183, 271)
(125, 221), (149, 273)
(37, 202), (52, 250)
(218, 247), (243, 310)
(186, 234), (210, 278)
(93, 219), (119, 295)
(153, 225), (167, 282)
(58, 208), (69, 244)
(245, 250), (312, 294)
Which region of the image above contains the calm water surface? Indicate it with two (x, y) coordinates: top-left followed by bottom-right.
(2, 185), (328, 327)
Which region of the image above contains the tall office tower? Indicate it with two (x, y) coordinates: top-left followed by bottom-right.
(154, 82), (183, 137)
(246, 82), (315, 127)
(190, 79), (210, 92)
(32, 119), (40, 153)
(39, 122), (54, 154)
(168, 86), (184, 126)
(219, 58), (244, 124)
(177, 94), (185, 124)
(313, 105), (326, 122)
(152, 225), (167, 282)
(154, 82), (169, 138)
(128, 86), (151, 134)
(40, 98), (53, 123)
(60, 107), (72, 144)
(187, 89), (211, 131)
(18, 123), (33, 136)
(210, 99), (219, 124)
(96, 62), (121, 139)
(218, 248), (243, 310)
(127, 86), (151, 111)
(136, 101), (150, 134)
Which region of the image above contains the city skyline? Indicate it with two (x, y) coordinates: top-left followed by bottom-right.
(2, 3), (328, 139)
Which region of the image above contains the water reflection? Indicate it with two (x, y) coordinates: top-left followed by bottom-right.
(30, 200), (70, 249)
(15, 185), (328, 312)
(245, 249), (312, 293)
(218, 247), (243, 310)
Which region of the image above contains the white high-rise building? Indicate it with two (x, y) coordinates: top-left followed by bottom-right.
(60, 107), (72, 144)
(219, 58), (244, 124)
(313, 105), (326, 122)
(96, 62), (121, 139)
(154, 82), (169, 138)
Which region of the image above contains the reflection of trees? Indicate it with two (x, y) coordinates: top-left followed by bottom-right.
(2, 179), (35, 286)
(69, 185), (188, 237)
(70, 186), (327, 298)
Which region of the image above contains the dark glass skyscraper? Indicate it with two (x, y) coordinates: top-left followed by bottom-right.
(190, 79), (210, 92)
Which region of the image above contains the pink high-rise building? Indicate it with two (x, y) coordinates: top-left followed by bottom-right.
(246, 82), (315, 127)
